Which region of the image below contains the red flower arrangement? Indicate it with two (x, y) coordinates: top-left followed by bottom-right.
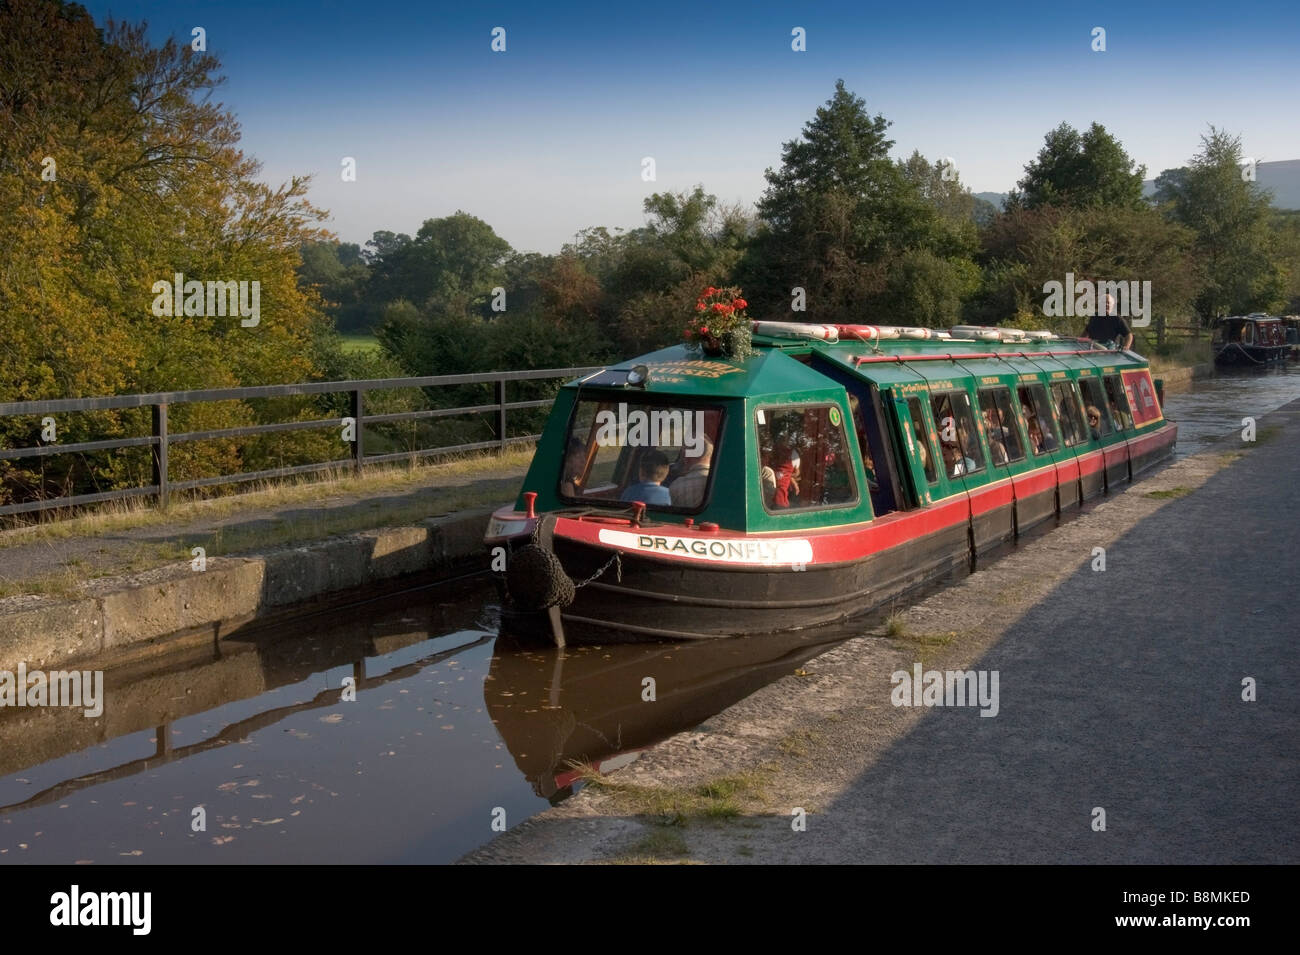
(683, 286), (754, 358)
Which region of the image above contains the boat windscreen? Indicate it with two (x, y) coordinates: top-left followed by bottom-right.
(559, 397), (725, 512)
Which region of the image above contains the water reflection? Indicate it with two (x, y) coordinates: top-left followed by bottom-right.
(1164, 362), (1300, 457)
(487, 628), (844, 803)
(0, 578), (852, 863)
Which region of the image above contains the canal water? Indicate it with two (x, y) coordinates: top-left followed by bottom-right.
(2, 363), (1297, 864)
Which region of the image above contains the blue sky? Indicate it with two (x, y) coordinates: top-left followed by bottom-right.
(85, 0), (1300, 253)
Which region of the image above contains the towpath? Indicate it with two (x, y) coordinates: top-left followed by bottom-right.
(0, 454), (528, 599)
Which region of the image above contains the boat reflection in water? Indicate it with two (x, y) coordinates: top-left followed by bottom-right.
(487, 618), (851, 803)
(0, 577), (856, 861)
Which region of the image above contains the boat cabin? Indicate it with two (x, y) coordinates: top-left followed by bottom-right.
(492, 323), (1177, 641)
(520, 325), (1169, 541)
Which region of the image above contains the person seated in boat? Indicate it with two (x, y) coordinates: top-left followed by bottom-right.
(987, 434), (1008, 466)
(620, 449), (672, 507)
(912, 423), (931, 473)
(1085, 405), (1104, 441)
(669, 436), (713, 508)
(981, 407), (1005, 444)
(1109, 399), (1130, 431)
(1025, 415), (1048, 454)
(760, 451), (777, 508)
(941, 441), (962, 476)
(762, 444), (800, 508)
(862, 445), (881, 491)
(560, 437), (588, 497)
(940, 440), (975, 477)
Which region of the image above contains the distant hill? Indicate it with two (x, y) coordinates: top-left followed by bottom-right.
(975, 191), (1008, 210)
(1144, 158), (1300, 209)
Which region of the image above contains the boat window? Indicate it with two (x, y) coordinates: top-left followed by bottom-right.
(1078, 377), (1112, 439)
(930, 391), (986, 478)
(977, 387), (1024, 464)
(756, 404), (857, 513)
(847, 392), (897, 515)
(905, 397), (938, 485)
(560, 397), (724, 512)
(1017, 383), (1061, 455)
(1102, 375), (1131, 431)
(1050, 381), (1089, 447)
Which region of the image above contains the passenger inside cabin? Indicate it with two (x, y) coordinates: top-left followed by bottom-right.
(1085, 405), (1104, 441)
(560, 437), (588, 497)
(1109, 400), (1130, 431)
(940, 438), (976, 477)
(668, 436), (713, 508)
(620, 449), (672, 507)
(1025, 414), (1047, 455)
(766, 445), (801, 508)
(981, 408), (1009, 465)
(913, 423), (930, 472)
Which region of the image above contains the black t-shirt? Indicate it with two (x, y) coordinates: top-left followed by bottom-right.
(1084, 313), (1131, 343)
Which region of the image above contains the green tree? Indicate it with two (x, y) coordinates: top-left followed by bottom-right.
(740, 81), (977, 325)
(366, 212), (511, 319)
(1006, 122), (1147, 211)
(1152, 128), (1285, 319)
(970, 204), (1200, 333)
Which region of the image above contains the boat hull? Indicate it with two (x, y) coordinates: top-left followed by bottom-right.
(1215, 343), (1288, 366)
(500, 423), (1177, 642)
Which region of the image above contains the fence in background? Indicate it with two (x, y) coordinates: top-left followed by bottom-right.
(0, 367), (601, 517)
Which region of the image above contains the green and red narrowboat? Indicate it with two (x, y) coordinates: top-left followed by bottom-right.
(485, 323), (1177, 643)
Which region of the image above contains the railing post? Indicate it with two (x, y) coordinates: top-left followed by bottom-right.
(350, 389), (364, 475)
(152, 403), (169, 509)
(495, 378), (507, 452)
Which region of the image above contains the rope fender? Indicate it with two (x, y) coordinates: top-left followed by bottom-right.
(504, 513), (625, 612)
(505, 514), (575, 611)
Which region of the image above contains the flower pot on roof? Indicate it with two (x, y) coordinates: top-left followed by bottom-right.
(684, 286), (755, 360)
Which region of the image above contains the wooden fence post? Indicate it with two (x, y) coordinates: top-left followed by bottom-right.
(152, 403), (169, 508)
(495, 379), (507, 452)
(350, 389), (364, 475)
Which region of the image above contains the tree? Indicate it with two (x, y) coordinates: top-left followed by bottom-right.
(365, 212), (511, 319)
(969, 204), (1200, 333)
(1007, 122), (1147, 211)
(0, 0), (330, 503)
(739, 81), (978, 324)
(1152, 127), (1285, 320)
(298, 240), (370, 331)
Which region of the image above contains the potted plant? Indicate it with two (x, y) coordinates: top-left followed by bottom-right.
(683, 286), (754, 359)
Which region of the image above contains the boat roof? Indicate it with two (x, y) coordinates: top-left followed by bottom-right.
(567, 327), (1151, 400)
(1217, 313), (1284, 323)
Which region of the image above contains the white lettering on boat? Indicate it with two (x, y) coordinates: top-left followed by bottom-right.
(597, 529), (813, 566)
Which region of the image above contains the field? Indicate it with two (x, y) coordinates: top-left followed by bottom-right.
(339, 334), (382, 355)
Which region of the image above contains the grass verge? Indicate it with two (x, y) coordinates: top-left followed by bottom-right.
(574, 764), (770, 826)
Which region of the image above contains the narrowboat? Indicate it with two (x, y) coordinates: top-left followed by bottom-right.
(1283, 315), (1300, 360)
(485, 323), (1177, 643)
(1212, 313), (1289, 366)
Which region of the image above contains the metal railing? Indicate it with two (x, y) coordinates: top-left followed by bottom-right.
(0, 367), (601, 517)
